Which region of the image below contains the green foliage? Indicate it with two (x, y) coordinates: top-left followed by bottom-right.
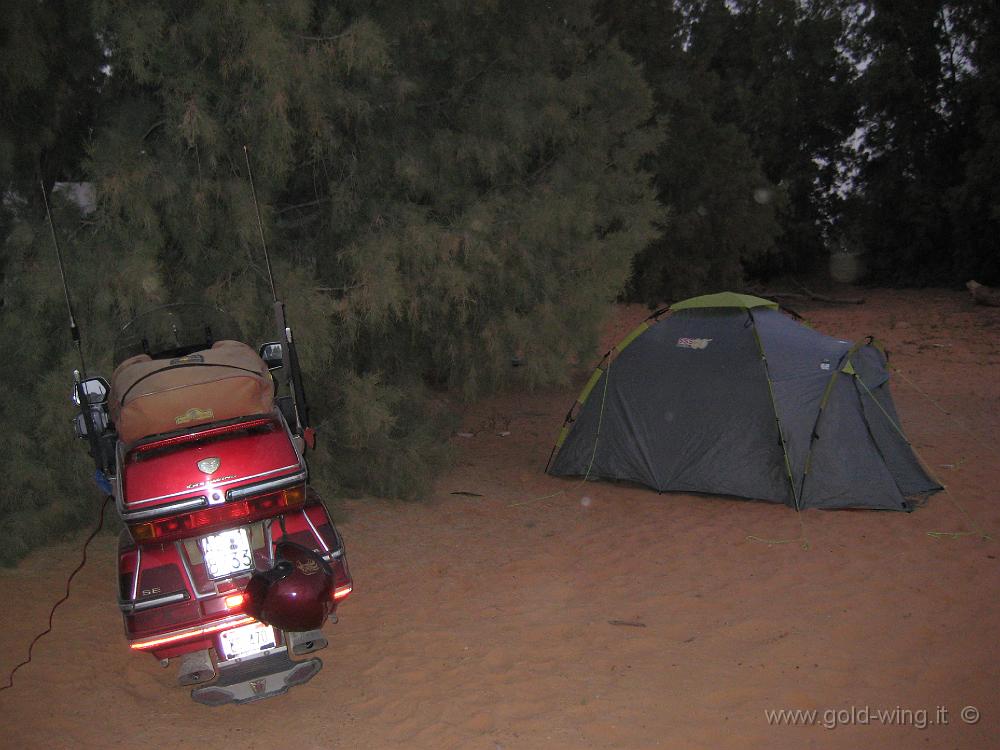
(607, 0), (854, 304)
(845, 0), (1000, 285)
(0, 200), (121, 565)
(692, 0), (857, 278)
(0, 0), (104, 191)
(942, 2), (1000, 283)
(7, 0), (1000, 565)
(616, 0), (1000, 294)
(0, 0), (662, 563)
(847, 0), (958, 283)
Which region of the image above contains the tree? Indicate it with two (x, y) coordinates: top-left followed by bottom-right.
(629, 58), (782, 302)
(605, 0), (856, 303)
(946, 2), (1000, 284)
(847, 0), (967, 284)
(0, 0), (104, 201)
(0, 0), (663, 563)
(603, 0), (781, 303)
(0, 0), (109, 562)
(695, 0), (858, 278)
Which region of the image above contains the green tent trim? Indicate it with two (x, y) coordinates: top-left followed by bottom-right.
(670, 291), (778, 311)
(549, 297), (774, 459)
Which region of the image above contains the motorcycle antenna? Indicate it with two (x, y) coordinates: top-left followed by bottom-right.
(40, 180), (87, 377)
(242, 145), (312, 440)
(40, 180), (106, 473)
(243, 144), (278, 303)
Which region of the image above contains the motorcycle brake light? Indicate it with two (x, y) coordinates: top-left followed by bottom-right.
(130, 485), (306, 542)
(131, 418), (273, 454)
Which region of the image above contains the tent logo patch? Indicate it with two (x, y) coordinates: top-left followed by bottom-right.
(677, 337), (712, 350)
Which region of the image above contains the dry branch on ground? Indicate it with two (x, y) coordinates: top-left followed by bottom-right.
(967, 280), (1000, 307)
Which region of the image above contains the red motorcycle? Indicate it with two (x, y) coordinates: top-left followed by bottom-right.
(72, 302), (352, 705)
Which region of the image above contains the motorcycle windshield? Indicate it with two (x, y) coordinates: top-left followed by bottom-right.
(113, 303), (245, 365)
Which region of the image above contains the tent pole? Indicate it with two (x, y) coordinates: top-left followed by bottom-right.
(796, 340), (866, 500)
(748, 310), (801, 510)
(544, 315), (659, 474)
(848, 374), (914, 510)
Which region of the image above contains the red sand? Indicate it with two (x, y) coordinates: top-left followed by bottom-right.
(1, 288), (998, 749)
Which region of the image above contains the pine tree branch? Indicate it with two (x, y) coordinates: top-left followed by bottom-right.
(276, 210), (321, 229)
(416, 58), (500, 110)
(296, 32), (350, 42)
(276, 198), (325, 214)
(142, 120), (166, 140)
(316, 284), (364, 294)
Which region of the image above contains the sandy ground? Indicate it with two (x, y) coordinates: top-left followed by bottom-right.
(1, 288), (998, 750)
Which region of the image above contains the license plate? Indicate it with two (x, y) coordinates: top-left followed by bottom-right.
(219, 621), (276, 660)
(199, 528), (254, 579)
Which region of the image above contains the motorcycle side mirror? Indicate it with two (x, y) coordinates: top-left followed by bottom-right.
(71, 376), (110, 406)
(259, 342), (283, 371)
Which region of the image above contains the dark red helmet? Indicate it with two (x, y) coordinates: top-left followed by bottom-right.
(245, 542), (334, 631)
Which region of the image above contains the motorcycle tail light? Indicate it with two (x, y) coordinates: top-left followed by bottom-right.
(333, 584), (353, 601)
(129, 614), (256, 651)
(130, 484), (306, 543)
(331, 558), (352, 602)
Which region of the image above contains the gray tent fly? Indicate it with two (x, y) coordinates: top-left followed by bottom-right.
(547, 292), (941, 511)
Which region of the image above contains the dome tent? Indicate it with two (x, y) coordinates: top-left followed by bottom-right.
(547, 292), (940, 510)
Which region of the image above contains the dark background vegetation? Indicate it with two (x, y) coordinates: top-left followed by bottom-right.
(1, 0), (997, 564)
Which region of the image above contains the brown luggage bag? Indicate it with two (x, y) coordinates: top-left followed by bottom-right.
(110, 340), (274, 444)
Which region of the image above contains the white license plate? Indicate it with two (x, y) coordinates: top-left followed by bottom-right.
(199, 528), (254, 579)
(219, 621), (276, 660)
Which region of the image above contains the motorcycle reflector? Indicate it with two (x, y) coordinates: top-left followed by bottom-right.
(333, 584), (352, 600)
